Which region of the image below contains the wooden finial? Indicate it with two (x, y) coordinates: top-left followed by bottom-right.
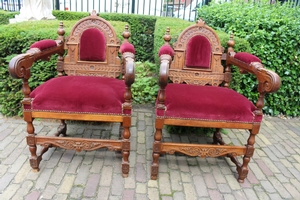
(122, 24), (131, 42)
(163, 27), (171, 44)
(57, 21), (65, 41)
(227, 33), (235, 53)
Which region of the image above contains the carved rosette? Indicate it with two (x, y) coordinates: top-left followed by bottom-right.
(179, 147), (228, 157)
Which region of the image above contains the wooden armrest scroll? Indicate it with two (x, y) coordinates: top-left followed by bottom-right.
(9, 40), (64, 79)
(227, 52), (281, 94)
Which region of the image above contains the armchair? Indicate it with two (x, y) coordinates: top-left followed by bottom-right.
(151, 19), (281, 182)
(8, 11), (135, 177)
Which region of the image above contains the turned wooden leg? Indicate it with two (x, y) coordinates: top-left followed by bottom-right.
(121, 117), (130, 177)
(24, 113), (40, 171)
(237, 128), (258, 183)
(151, 118), (163, 180)
(213, 128), (225, 145)
(55, 120), (67, 137)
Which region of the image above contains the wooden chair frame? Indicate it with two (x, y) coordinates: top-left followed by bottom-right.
(8, 11), (135, 177)
(151, 19), (281, 182)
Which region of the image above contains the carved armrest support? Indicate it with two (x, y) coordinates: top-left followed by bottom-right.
(157, 54), (172, 108)
(227, 52), (281, 114)
(123, 52), (135, 87)
(227, 52), (281, 94)
(9, 40), (64, 80)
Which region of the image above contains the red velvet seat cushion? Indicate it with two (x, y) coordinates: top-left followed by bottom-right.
(30, 39), (57, 50)
(80, 28), (106, 61)
(156, 84), (262, 123)
(234, 52), (261, 64)
(185, 35), (211, 68)
(29, 76), (128, 115)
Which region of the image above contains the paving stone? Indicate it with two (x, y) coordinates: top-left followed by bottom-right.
(11, 180), (34, 200)
(148, 187), (160, 200)
(50, 162), (69, 185)
(158, 173), (172, 195)
(170, 170), (183, 191)
(84, 174), (101, 197)
(0, 183), (19, 200)
(193, 175), (208, 197)
(0, 173), (15, 193)
(123, 189), (135, 200)
(25, 190), (41, 200)
(58, 174), (76, 194)
(99, 166), (113, 187)
(136, 182), (147, 194)
(268, 176), (292, 199)
(183, 183), (197, 200)
(41, 184), (57, 199)
(97, 187), (110, 200)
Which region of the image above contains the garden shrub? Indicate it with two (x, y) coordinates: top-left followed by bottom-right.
(131, 61), (159, 104)
(197, 2), (300, 116)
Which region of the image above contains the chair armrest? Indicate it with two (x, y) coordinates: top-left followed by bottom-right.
(226, 52), (281, 94)
(227, 52), (281, 115)
(157, 54), (172, 107)
(8, 39), (64, 80)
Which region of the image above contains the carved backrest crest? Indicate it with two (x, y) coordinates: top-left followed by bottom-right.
(169, 20), (226, 86)
(63, 11), (122, 77)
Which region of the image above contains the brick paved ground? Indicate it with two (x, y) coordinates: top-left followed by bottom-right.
(0, 105), (299, 200)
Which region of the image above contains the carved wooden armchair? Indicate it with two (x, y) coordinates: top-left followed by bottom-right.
(8, 11), (135, 177)
(151, 19), (281, 182)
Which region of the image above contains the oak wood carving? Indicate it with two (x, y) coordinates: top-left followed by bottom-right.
(8, 10), (135, 177)
(151, 19), (281, 183)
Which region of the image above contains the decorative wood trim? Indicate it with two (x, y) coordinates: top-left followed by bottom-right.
(35, 136), (122, 152)
(161, 143), (246, 158)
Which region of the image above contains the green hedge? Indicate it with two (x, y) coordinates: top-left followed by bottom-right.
(197, 2), (300, 116)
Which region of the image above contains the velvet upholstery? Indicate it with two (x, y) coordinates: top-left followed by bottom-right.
(120, 42), (135, 54)
(185, 35), (211, 68)
(80, 28), (106, 61)
(234, 52), (261, 64)
(158, 45), (174, 57)
(30, 39), (57, 50)
(29, 76), (127, 114)
(156, 84), (262, 123)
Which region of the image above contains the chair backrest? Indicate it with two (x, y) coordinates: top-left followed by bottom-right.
(63, 10), (122, 78)
(168, 19), (228, 86)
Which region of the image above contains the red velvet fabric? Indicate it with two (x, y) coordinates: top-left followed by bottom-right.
(156, 84), (262, 123)
(30, 39), (57, 50)
(120, 42), (135, 54)
(80, 28), (106, 61)
(234, 52), (261, 64)
(158, 45), (174, 57)
(29, 76), (128, 115)
(185, 35), (211, 68)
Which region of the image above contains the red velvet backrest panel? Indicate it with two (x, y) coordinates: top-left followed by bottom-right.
(185, 35), (211, 68)
(80, 28), (106, 61)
